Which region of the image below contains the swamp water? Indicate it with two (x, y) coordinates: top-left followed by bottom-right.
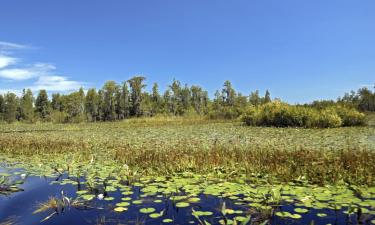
(1, 161), (375, 225)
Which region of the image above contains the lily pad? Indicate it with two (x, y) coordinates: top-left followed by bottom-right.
(140, 208), (156, 214)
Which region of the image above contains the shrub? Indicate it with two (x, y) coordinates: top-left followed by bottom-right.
(313, 109), (342, 128)
(331, 106), (366, 126)
(241, 101), (364, 128)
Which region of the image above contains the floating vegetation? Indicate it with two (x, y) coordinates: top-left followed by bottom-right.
(0, 121), (374, 224)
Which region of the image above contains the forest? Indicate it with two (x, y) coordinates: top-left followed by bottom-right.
(0, 76), (373, 127)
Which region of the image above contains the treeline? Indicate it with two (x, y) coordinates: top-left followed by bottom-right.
(0, 76), (270, 123)
(0, 76), (373, 126)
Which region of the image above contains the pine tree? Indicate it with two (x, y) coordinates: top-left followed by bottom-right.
(35, 90), (50, 120)
(264, 90), (271, 104)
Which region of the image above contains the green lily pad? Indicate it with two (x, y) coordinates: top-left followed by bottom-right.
(176, 202), (190, 208)
(116, 202), (130, 207)
(294, 208), (309, 213)
(140, 208), (156, 214)
(114, 207), (127, 212)
(163, 219), (173, 223)
(150, 213), (163, 218)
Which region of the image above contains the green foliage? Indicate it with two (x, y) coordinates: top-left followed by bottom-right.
(242, 101), (365, 128)
(35, 90), (50, 121)
(0, 77), (371, 127)
(19, 89), (34, 122)
(0, 94), (4, 121)
(332, 106), (366, 126)
(128, 76), (146, 117)
(338, 86), (375, 112)
(4, 92), (18, 123)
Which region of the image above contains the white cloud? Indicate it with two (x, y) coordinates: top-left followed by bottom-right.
(0, 63), (56, 80)
(0, 41), (29, 50)
(0, 68), (36, 80)
(0, 41), (84, 93)
(0, 55), (17, 69)
(32, 75), (83, 92)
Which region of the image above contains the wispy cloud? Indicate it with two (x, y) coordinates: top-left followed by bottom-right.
(0, 41), (84, 93)
(0, 68), (35, 80)
(32, 75), (83, 92)
(0, 41), (29, 50)
(0, 55), (17, 69)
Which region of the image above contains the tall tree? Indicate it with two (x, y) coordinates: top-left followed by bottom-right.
(0, 94), (5, 121)
(4, 93), (18, 123)
(151, 83), (161, 115)
(222, 81), (236, 106)
(19, 89), (34, 122)
(263, 90), (271, 104)
(85, 88), (99, 122)
(102, 81), (118, 121)
(63, 90), (85, 122)
(180, 84), (191, 114)
(191, 85), (208, 115)
(97, 90), (105, 121)
(163, 90), (173, 114)
(128, 76), (146, 117)
(249, 90), (261, 106)
(51, 93), (63, 111)
(35, 90), (50, 120)
(169, 79), (182, 115)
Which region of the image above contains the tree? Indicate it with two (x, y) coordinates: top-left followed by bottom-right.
(151, 83), (161, 115)
(169, 79), (182, 115)
(191, 85), (208, 115)
(101, 81), (118, 121)
(0, 94), (5, 121)
(180, 84), (191, 114)
(249, 90), (261, 106)
(19, 89), (34, 122)
(85, 88), (99, 122)
(121, 82), (130, 118)
(4, 93), (18, 123)
(163, 90), (173, 114)
(115, 82), (130, 119)
(263, 90), (271, 104)
(128, 76), (146, 117)
(35, 90), (50, 120)
(222, 80), (236, 106)
(97, 90), (105, 121)
(63, 90), (85, 122)
(51, 93), (63, 111)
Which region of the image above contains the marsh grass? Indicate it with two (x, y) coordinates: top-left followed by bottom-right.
(0, 119), (374, 185)
(112, 143), (375, 185)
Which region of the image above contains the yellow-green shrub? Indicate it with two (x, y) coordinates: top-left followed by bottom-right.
(241, 101), (363, 128)
(330, 106), (366, 126)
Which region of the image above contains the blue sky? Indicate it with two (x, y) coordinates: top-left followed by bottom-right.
(0, 0), (374, 103)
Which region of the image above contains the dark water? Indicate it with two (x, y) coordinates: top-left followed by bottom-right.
(0, 174), (374, 225)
